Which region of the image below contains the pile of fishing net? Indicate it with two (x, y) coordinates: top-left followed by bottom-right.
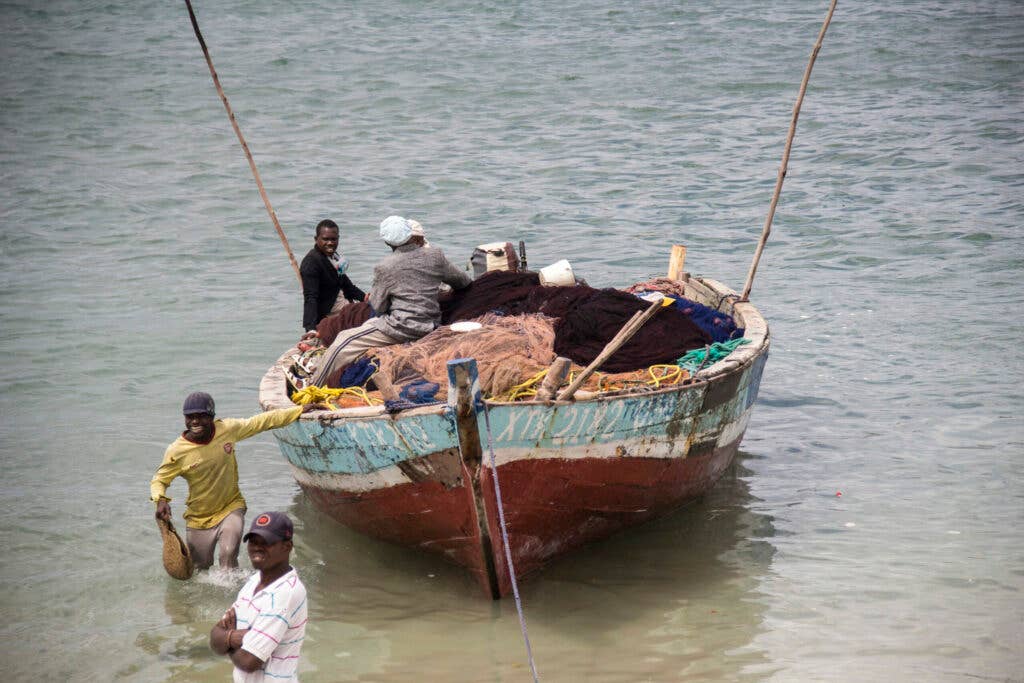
(370, 312), (691, 402)
(440, 271), (715, 372)
(373, 313), (556, 401)
(292, 270), (744, 406)
(624, 277), (743, 343)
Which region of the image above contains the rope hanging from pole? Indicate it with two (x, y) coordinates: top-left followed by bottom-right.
(481, 404), (541, 683)
(182, 0), (302, 286)
(740, 0), (838, 302)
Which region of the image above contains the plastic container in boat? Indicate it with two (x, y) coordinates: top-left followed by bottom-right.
(538, 259), (574, 286)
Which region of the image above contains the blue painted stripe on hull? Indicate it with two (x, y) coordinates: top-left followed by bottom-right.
(272, 344), (769, 480)
(274, 411), (459, 475)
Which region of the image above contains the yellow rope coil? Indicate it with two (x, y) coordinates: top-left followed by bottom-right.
(492, 368), (549, 402)
(488, 363), (686, 402)
(646, 364), (683, 387)
(291, 384), (382, 408)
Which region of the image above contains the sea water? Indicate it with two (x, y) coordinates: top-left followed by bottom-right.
(0, 1), (1021, 681)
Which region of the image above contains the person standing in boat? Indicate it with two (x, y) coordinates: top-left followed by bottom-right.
(150, 392), (322, 571)
(300, 218), (366, 334)
(210, 511), (307, 681)
(309, 215), (471, 386)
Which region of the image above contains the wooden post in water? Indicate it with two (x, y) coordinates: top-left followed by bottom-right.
(447, 359), (501, 599)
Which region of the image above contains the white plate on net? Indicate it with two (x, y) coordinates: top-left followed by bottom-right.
(450, 321), (483, 332)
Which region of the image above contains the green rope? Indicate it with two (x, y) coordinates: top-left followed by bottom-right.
(676, 338), (751, 373)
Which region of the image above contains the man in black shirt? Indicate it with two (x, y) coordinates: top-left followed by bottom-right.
(299, 219), (366, 333)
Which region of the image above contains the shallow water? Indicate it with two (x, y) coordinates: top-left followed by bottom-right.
(1, 1), (1022, 681)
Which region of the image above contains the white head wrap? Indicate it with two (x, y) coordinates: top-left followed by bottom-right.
(379, 215), (412, 246)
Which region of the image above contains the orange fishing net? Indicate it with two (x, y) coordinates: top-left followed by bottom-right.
(372, 313), (558, 400)
(624, 277), (689, 298)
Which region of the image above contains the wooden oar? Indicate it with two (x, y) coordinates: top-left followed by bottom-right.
(740, 0), (838, 301)
(557, 299), (663, 401)
(183, 0), (302, 286)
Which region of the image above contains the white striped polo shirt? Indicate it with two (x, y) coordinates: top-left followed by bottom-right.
(233, 568), (308, 682)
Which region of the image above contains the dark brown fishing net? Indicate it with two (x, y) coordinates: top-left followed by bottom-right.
(441, 270), (616, 322)
(440, 270), (543, 321)
(553, 290), (712, 372)
(441, 270), (712, 372)
(316, 302), (373, 346)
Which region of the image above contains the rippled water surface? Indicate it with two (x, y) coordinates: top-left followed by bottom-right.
(1, 1), (1022, 681)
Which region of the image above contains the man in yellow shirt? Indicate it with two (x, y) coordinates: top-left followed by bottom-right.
(150, 392), (320, 571)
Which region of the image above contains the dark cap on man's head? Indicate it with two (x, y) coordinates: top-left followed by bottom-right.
(243, 511), (294, 544)
(182, 392), (215, 416)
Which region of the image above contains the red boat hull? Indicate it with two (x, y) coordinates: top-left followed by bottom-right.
(297, 431), (740, 597)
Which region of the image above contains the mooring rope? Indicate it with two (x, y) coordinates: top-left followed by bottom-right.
(480, 402), (540, 682)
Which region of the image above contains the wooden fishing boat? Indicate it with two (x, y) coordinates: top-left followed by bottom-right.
(180, 0), (832, 601)
(258, 273), (769, 598)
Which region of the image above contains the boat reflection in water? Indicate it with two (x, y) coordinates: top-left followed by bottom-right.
(288, 455), (776, 682)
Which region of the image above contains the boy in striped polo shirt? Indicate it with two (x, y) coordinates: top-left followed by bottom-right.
(210, 511), (308, 682)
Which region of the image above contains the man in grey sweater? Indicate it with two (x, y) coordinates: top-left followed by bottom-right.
(309, 215), (472, 386)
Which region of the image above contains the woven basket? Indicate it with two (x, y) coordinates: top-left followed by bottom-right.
(157, 517), (194, 580)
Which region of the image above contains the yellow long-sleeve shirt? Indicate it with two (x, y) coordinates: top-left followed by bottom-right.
(149, 406), (303, 529)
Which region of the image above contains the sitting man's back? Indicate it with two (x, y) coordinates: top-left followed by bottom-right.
(369, 237), (468, 342)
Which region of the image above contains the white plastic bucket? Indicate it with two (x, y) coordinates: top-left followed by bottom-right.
(538, 259), (575, 286)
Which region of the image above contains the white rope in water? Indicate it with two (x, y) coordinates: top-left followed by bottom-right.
(481, 403), (540, 682)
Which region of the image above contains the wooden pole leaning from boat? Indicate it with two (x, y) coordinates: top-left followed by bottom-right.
(182, 0), (302, 286)
(557, 299), (663, 401)
(447, 359), (501, 599)
(740, 0), (838, 302)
